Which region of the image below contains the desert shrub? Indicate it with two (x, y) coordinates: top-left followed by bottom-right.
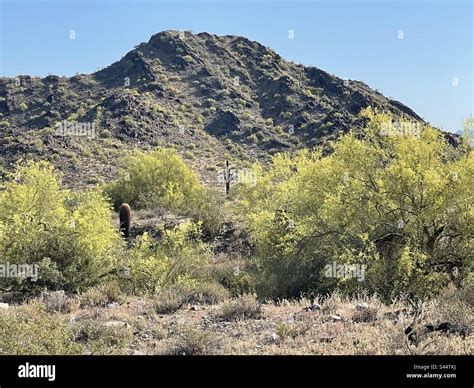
(215, 263), (256, 297)
(153, 282), (229, 314)
(273, 320), (312, 341)
(40, 290), (80, 313)
(124, 116), (138, 128)
(238, 110), (473, 301)
(79, 282), (125, 307)
(121, 221), (213, 295)
(351, 306), (378, 323)
(183, 282), (230, 305)
(153, 287), (187, 314)
(430, 285), (473, 337)
(248, 133), (258, 143)
(265, 118), (274, 126)
(187, 188), (225, 236)
(321, 291), (344, 314)
(0, 161), (122, 292)
(167, 328), (218, 355)
(275, 322), (297, 341)
(74, 321), (133, 355)
(214, 294), (262, 321)
(0, 301), (83, 355)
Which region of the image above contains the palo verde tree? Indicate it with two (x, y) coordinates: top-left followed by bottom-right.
(0, 160), (122, 292)
(237, 109), (473, 301)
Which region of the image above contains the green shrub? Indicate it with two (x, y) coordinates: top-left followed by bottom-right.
(0, 302), (83, 355)
(216, 262), (256, 297)
(247, 133), (258, 143)
(124, 116), (137, 128)
(105, 148), (201, 210)
(183, 282), (230, 305)
(275, 322), (297, 340)
(0, 160), (122, 292)
(121, 221), (212, 295)
(238, 110), (473, 301)
(79, 282), (125, 307)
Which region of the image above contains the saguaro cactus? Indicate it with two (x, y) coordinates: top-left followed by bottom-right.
(223, 160), (232, 195)
(119, 203), (131, 238)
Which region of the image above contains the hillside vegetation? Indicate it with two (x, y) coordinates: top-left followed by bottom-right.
(0, 110), (472, 355)
(0, 30), (440, 188)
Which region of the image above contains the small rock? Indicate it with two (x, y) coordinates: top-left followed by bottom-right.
(270, 332), (280, 342)
(330, 314), (342, 321)
(107, 302), (118, 308)
(105, 320), (128, 328)
(304, 303), (321, 312)
(355, 303), (368, 310)
(190, 305), (198, 311)
(0, 303), (9, 310)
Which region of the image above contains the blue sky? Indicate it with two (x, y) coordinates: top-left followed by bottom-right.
(1, 0), (472, 133)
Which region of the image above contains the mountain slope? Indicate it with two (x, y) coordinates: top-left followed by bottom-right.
(0, 30), (426, 188)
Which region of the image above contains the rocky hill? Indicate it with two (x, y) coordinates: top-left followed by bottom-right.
(0, 30), (425, 188)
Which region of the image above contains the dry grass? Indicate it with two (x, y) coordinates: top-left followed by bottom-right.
(40, 290), (80, 314)
(0, 288), (472, 355)
(214, 294), (262, 322)
(79, 282), (125, 308)
(165, 328), (219, 355)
